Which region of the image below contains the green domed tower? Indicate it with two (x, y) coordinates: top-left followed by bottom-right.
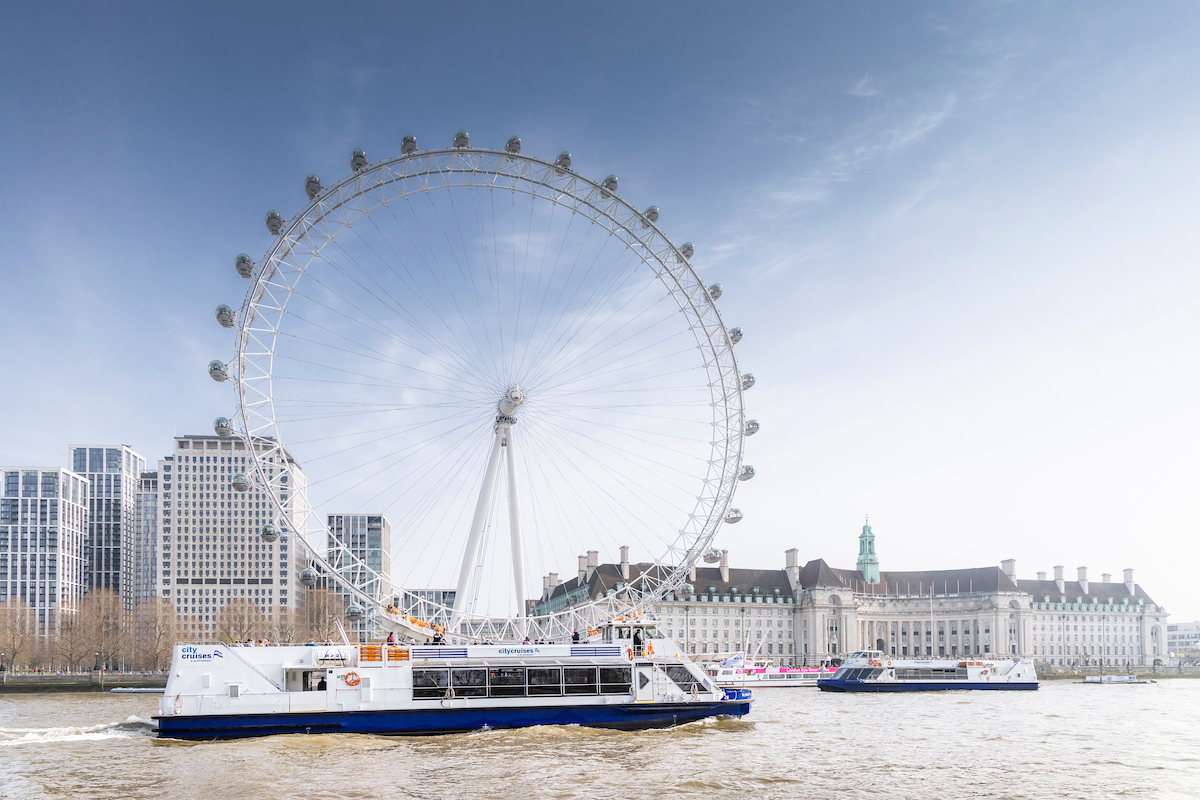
(857, 517), (880, 584)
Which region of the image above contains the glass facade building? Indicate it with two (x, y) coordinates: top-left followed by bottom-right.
(67, 444), (146, 610)
(0, 467), (91, 638)
(327, 514), (391, 638)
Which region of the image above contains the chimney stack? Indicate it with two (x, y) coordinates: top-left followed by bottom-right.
(1001, 559), (1017, 582)
(720, 549), (730, 583)
(1077, 566), (1088, 595)
(549, 572), (560, 588)
(1037, 571), (1047, 581)
(542, 574), (551, 598)
(785, 548), (801, 587)
(578, 554), (588, 584)
(1124, 568), (1135, 593)
(587, 550), (599, 580)
(1053, 565), (1065, 593)
(1102, 572), (1112, 584)
(620, 545), (630, 580)
(688, 564), (697, 582)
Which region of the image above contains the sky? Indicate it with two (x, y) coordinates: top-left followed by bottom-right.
(2, 2), (1198, 620)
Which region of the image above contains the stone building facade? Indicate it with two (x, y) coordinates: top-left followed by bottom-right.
(533, 524), (1169, 668)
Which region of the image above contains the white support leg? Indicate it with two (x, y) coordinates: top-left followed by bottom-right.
(450, 425), (506, 635)
(505, 425), (527, 638)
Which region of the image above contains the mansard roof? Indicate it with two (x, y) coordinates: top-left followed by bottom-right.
(1016, 578), (1157, 606)
(797, 559), (1021, 595)
(538, 562), (793, 607)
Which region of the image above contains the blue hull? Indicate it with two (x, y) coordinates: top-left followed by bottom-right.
(818, 679), (1038, 693)
(155, 700), (751, 740)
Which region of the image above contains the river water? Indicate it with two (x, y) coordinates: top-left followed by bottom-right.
(2, 679), (1196, 799)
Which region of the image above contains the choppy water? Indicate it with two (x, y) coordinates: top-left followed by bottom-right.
(2, 680), (1197, 799)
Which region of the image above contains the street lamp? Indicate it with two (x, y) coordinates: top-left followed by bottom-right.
(94, 652), (100, 672)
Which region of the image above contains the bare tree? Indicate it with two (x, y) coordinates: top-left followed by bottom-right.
(216, 599), (267, 644)
(75, 590), (128, 670)
(0, 599), (36, 670)
(55, 614), (93, 672)
(272, 606), (302, 644)
(136, 598), (180, 671)
(304, 590), (346, 642)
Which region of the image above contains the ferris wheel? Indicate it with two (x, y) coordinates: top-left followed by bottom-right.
(208, 131), (757, 642)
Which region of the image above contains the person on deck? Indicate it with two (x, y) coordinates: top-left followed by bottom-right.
(572, 629), (581, 644)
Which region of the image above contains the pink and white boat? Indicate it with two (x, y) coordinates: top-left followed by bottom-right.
(704, 655), (838, 688)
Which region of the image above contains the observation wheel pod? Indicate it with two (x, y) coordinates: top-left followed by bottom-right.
(741, 373), (756, 391)
(304, 174), (323, 200)
(234, 253), (254, 279)
(219, 142), (752, 641)
(213, 417), (234, 437)
(724, 508), (744, 524)
(215, 305), (235, 328)
(744, 419), (760, 436)
(738, 465), (756, 481)
(260, 523), (280, 543)
(707, 283), (723, 301)
(208, 360), (228, 382)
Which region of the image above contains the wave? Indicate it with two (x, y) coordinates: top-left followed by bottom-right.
(0, 716), (156, 747)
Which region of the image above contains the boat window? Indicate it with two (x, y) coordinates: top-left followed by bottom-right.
(644, 626), (662, 639)
(662, 665), (701, 693)
(451, 668), (488, 698)
(564, 666), (598, 695)
(598, 666), (632, 695)
(413, 669), (449, 699)
(527, 667), (563, 696)
(488, 667), (526, 697)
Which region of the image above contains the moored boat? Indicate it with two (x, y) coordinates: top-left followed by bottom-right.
(154, 622), (752, 739)
(817, 650), (1038, 692)
(705, 655), (837, 688)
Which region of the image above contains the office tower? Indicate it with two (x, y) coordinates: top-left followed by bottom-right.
(156, 435), (309, 637)
(133, 471), (159, 606)
(327, 514), (391, 639)
(67, 444), (147, 609)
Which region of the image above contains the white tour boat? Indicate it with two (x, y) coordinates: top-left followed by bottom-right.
(704, 655), (837, 688)
(817, 650), (1038, 692)
(155, 623), (752, 739)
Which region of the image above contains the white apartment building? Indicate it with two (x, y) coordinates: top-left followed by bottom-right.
(68, 445), (147, 609)
(1166, 621), (1200, 654)
(155, 435), (310, 636)
(0, 467), (90, 638)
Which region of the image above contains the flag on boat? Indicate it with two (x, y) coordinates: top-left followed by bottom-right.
(721, 652), (744, 667)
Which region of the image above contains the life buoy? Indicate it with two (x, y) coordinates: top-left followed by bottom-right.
(626, 647), (634, 661)
(981, 669), (989, 676)
(646, 642), (655, 657)
(344, 671), (361, 686)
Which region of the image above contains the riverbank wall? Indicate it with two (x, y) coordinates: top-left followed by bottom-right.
(0, 673), (167, 693)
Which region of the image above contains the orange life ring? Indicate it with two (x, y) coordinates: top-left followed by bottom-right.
(981, 669), (989, 676)
(344, 671), (361, 686)
(626, 647), (634, 661)
(646, 642), (655, 657)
